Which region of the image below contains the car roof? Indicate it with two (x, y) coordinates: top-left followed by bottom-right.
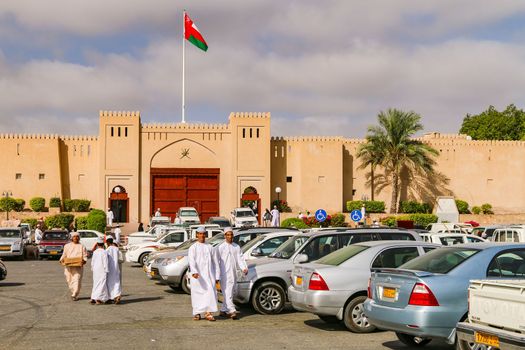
(208, 216), (229, 220)
(260, 231), (300, 238)
(355, 240), (439, 248)
(179, 207), (197, 210)
(443, 242), (525, 249)
(234, 227), (298, 232)
(0, 227), (22, 231)
(298, 228), (419, 237)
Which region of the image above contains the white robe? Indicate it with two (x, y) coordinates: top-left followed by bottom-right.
(216, 242), (247, 313)
(114, 227), (121, 244)
(188, 242), (219, 315)
(91, 248), (109, 302)
(106, 210), (114, 226)
(106, 246), (122, 299)
(271, 209), (280, 227)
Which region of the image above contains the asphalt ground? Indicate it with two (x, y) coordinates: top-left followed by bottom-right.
(0, 258), (453, 350)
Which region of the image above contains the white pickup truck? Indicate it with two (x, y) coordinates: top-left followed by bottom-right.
(456, 279), (525, 350)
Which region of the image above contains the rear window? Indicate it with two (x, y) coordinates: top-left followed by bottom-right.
(375, 232), (415, 241)
(400, 247), (480, 274)
(43, 232), (69, 240)
(317, 245), (369, 266)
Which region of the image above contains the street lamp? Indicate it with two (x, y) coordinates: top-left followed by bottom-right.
(2, 191), (13, 220)
(113, 186), (121, 224)
(275, 186), (282, 202)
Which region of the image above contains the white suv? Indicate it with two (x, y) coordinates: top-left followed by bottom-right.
(231, 207), (258, 228)
(177, 207), (201, 226)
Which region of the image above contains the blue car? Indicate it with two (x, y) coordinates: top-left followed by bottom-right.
(364, 243), (525, 347)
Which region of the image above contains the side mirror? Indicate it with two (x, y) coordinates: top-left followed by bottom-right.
(294, 253), (309, 264)
(251, 247), (264, 257)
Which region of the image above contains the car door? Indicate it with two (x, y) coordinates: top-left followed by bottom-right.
(163, 232), (186, 247)
(258, 235), (292, 256)
(79, 231), (97, 250)
(300, 234), (339, 262)
(487, 249), (525, 278)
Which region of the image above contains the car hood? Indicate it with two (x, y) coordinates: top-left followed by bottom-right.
(40, 240), (68, 245)
(0, 238), (22, 244)
(155, 249), (189, 259)
(235, 217), (257, 222)
(131, 241), (162, 249)
(128, 232), (156, 238)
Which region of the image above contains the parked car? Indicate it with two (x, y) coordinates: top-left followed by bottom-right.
(241, 231), (300, 261)
(426, 223), (472, 233)
(236, 228), (422, 315)
(231, 207), (258, 228)
(0, 259), (6, 280)
(456, 279), (525, 349)
(19, 223), (32, 244)
(38, 230), (69, 259)
(126, 230), (189, 265)
(177, 207), (200, 226)
(188, 225), (222, 239)
(149, 216), (171, 227)
(419, 233), (486, 245)
(0, 228), (26, 260)
(77, 230), (105, 252)
(206, 216), (231, 228)
(154, 228), (282, 293)
(364, 243), (525, 347)
(125, 225), (174, 247)
(470, 225), (503, 239)
(289, 241), (439, 332)
(491, 226), (525, 243)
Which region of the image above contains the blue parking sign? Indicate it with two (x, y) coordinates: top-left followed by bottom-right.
(350, 209), (363, 222)
(315, 209), (327, 222)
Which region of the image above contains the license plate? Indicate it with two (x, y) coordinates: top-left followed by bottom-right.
(296, 276), (303, 286)
(475, 332), (499, 347)
(382, 287), (396, 299)
(150, 271), (156, 276)
(50, 251), (58, 255)
(216, 281), (221, 290)
(143, 266), (147, 272)
(0, 247), (10, 251)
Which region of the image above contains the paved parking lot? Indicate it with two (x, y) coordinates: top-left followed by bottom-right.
(0, 259), (452, 349)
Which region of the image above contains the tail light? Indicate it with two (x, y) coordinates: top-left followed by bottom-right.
(367, 278), (372, 298)
(408, 283), (439, 306)
(309, 272), (329, 291)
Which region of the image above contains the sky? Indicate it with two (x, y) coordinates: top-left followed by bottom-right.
(1, 0), (525, 137)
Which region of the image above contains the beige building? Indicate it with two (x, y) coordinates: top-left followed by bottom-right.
(2, 111), (525, 224)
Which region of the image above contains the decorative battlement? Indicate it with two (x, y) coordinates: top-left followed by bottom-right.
(422, 132), (469, 140)
(229, 112), (270, 119)
(61, 136), (98, 142)
(142, 123), (229, 131)
(0, 134), (60, 140)
(272, 136), (344, 142)
(100, 110), (140, 118)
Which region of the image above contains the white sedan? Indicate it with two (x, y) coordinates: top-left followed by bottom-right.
(419, 233), (486, 245)
(125, 230), (188, 265)
(78, 230), (105, 252)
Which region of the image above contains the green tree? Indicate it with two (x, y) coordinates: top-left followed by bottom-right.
(358, 109), (439, 214)
(459, 104), (525, 140)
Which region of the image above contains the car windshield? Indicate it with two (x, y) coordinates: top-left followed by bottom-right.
(471, 228), (483, 236)
(400, 247), (480, 274)
(317, 245), (369, 266)
(43, 232), (68, 240)
(0, 230), (21, 238)
(236, 209), (254, 217)
(241, 235), (265, 253)
(208, 233), (225, 245)
(180, 210), (198, 217)
(212, 220), (230, 228)
(176, 239), (197, 250)
(270, 235), (309, 259)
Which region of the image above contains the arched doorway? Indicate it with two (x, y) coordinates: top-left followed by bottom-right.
(240, 187), (261, 225)
(109, 185), (129, 223)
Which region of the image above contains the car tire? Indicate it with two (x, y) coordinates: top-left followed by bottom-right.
(395, 332), (432, 347)
(251, 281), (286, 315)
(139, 253), (149, 266)
(343, 296), (376, 333)
(318, 315), (340, 323)
(181, 271), (191, 295)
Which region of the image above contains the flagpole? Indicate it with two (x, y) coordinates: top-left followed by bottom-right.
(182, 10), (186, 124)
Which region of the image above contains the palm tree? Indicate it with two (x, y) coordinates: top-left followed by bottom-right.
(357, 109), (439, 213)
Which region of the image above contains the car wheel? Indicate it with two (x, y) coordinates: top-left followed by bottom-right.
(139, 253), (149, 266)
(251, 281), (286, 315)
(317, 315), (339, 323)
(343, 296), (376, 333)
(395, 332), (432, 347)
(181, 271), (191, 295)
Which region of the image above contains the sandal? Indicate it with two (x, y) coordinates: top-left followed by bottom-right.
(193, 314), (201, 321)
(205, 313), (216, 322)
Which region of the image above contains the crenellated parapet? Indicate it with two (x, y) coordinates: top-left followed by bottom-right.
(271, 136), (344, 142)
(61, 135), (98, 142)
(142, 123), (229, 131)
(419, 132), (525, 147)
(100, 110), (140, 118)
(229, 112), (270, 119)
(0, 133), (59, 140)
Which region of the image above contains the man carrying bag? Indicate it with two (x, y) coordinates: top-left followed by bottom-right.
(60, 232), (87, 301)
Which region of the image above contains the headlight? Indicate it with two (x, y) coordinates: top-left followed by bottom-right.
(12, 242), (21, 248)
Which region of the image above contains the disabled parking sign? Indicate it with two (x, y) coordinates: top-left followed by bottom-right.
(315, 209), (327, 222)
(350, 209), (363, 222)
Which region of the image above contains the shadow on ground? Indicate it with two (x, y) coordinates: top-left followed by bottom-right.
(0, 282), (25, 287)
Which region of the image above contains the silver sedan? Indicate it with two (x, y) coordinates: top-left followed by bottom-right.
(289, 240), (439, 333)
